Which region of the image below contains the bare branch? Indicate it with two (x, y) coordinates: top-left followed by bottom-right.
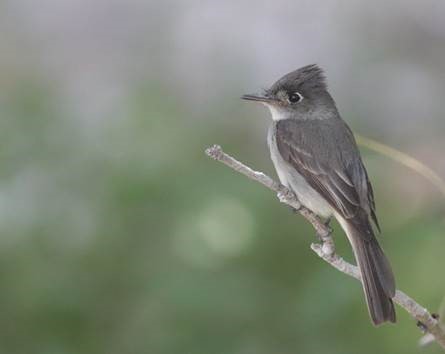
(205, 144), (445, 349)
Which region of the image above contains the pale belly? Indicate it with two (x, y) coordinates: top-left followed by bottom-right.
(267, 125), (333, 218)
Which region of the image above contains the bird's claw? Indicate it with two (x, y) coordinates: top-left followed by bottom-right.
(417, 321), (428, 333)
(277, 189), (291, 204)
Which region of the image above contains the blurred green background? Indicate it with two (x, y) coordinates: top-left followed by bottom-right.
(1, 0), (445, 353)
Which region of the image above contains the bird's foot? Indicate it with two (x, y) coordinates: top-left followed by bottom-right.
(277, 188), (292, 204)
(276, 188), (301, 211)
(315, 218), (334, 256)
(324, 216), (332, 228)
(320, 237), (335, 257)
(417, 313), (440, 333)
(417, 321), (428, 333)
(314, 217), (332, 241)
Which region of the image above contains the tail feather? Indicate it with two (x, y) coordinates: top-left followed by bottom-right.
(367, 239), (396, 298)
(346, 223), (396, 325)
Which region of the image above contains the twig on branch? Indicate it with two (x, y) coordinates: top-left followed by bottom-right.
(205, 144), (445, 349)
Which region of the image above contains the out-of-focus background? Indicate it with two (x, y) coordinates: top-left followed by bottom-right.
(1, 0), (445, 353)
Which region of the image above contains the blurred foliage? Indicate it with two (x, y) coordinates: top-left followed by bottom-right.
(0, 1), (445, 354)
(0, 73), (442, 354)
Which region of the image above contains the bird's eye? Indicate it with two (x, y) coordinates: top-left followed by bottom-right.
(288, 92), (303, 104)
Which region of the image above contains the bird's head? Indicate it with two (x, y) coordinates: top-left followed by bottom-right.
(242, 64), (336, 121)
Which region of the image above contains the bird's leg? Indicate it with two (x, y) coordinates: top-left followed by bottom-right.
(314, 216), (332, 242)
(277, 188), (299, 209)
(417, 313), (440, 333)
(417, 321), (428, 333)
(278, 187), (335, 256)
(324, 216), (332, 228)
(294, 208), (335, 256)
(418, 313), (440, 347)
(315, 216), (335, 257)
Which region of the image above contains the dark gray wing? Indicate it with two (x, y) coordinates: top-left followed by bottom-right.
(275, 118), (379, 236)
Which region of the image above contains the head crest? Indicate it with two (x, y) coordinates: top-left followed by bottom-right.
(269, 64), (327, 94)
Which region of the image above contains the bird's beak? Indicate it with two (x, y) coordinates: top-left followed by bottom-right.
(241, 94), (277, 103)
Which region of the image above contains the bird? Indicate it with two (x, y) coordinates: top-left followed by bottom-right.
(241, 64), (396, 325)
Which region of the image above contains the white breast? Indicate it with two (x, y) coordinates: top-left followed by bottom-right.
(267, 124), (333, 218)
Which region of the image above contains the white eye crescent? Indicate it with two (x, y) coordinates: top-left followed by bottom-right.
(287, 92), (303, 104)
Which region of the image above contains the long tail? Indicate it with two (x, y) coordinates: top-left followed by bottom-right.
(343, 221), (396, 325)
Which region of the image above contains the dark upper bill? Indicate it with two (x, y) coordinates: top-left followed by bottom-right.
(241, 94), (277, 103)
